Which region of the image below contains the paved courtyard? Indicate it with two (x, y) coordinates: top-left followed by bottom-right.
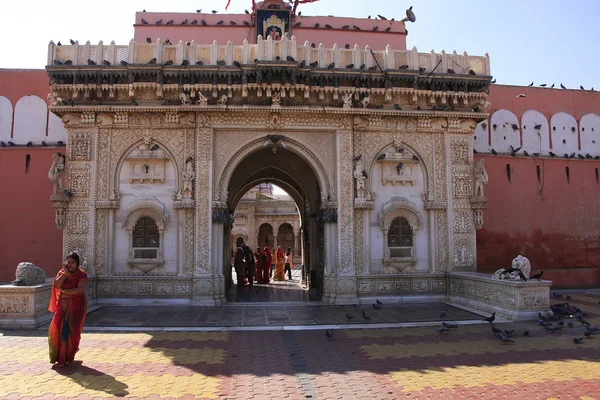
(1, 292), (599, 399)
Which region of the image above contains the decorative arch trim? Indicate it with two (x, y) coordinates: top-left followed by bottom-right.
(379, 197), (423, 230)
(112, 138), (180, 196)
(123, 196), (168, 231)
(218, 135), (332, 204)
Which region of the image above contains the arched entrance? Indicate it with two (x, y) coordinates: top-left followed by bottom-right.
(277, 223), (295, 254)
(258, 223), (274, 249)
(221, 144), (327, 302)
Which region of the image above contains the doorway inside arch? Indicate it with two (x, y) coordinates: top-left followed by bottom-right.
(223, 145), (325, 303)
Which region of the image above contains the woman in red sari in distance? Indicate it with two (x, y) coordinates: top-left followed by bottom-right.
(48, 251), (88, 367)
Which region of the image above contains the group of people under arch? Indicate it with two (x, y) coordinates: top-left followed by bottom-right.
(233, 244), (294, 287)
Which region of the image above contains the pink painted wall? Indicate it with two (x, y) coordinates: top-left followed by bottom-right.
(477, 85), (600, 288)
(134, 12), (407, 49)
(0, 70), (64, 283)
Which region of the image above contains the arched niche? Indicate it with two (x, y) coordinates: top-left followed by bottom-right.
(490, 109), (520, 154)
(0, 96), (12, 142)
(580, 113), (600, 156)
(472, 119), (490, 153)
(13, 95), (48, 144)
(121, 196), (169, 274)
(521, 110), (550, 155)
(377, 197), (424, 273)
(47, 112), (67, 143)
(258, 223), (274, 249)
(550, 112), (578, 155)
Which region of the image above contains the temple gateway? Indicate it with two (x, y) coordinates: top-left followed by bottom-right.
(43, 1), (551, 317)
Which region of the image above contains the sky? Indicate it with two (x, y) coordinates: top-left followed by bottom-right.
(1, 0), (598, 90)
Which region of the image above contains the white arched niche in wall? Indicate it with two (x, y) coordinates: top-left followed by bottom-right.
(47, 112), (67, 144)
(472, 119), (490, 153)
(490, 109), (521, 154)
(580, 113), (600, 156)
(122, 196), (169, 274)
(13, 95), (48, 144)
(0, 96), (12, 142)
(550, 112), (578, 155)
(521, 110), (550, 155)
(378, 197), (424, 273)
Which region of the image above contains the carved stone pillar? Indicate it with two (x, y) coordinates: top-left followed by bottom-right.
(332, 128), (358, 304)
(192, 125), (218, 305)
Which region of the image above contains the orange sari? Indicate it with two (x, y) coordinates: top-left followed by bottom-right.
(273, 247), (286, 281)
(48, 269), (88, 366)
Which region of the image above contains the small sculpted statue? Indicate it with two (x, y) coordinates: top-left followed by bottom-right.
(474, 158), (489, 197)
(492, 255), (532, 281)
(12, 262), (47, 286)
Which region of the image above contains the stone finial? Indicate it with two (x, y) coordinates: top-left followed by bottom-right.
(12, 262), (47, 286)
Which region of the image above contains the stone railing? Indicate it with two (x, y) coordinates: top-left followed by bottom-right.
(48, 36), (491, 76)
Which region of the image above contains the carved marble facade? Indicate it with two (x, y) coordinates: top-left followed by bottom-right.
(46, 39), (492, 306)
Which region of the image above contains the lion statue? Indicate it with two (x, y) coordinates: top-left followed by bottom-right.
(12, 262), (47, 286)
(492, 255), (531, 281)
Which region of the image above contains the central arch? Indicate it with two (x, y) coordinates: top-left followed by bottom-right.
(220, 142), (329, 302)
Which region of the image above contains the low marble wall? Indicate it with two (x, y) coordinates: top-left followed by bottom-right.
(448, 272), (552, 321)
(0, 279), (54, 329)
(357, 274), (448, 302)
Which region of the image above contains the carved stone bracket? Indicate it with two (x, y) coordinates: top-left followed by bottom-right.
(212, 202), (232, 225)
(470, 196), (487, 229)
(354, 199), (374, 210)
(174, 200), (195, 209)
(50, 195), (70, 230)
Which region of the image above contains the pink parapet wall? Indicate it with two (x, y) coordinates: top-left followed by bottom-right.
(134, 12), (407, 50)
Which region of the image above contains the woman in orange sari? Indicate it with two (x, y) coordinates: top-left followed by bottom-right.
(48, 252), (88, 367)
(273, 246), (286, 281)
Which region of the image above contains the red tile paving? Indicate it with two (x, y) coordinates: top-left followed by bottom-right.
(0, 294), (598, 399)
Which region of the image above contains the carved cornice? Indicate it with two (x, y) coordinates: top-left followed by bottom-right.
(424, 201), (448, 210)
(95, 200), (120, 209)
(174, 200), (195, 209)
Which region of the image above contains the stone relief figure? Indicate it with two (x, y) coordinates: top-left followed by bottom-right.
(182, 158), (195, 199)
(12, 262), (47, 286)
(474, 158), (489, 197)
(360, 95), (370, 109)
(179, 92), (192, 105)
(492, 255), (532, 281)
(271, 91), (281, 107)
(55, 209), (66, 229)
(353, 159), (367, 199)
(48, 152), (65, 196)
(342, 93), (353, 109)
(217, 94), (228, 105)
(197, 91), (208, 105)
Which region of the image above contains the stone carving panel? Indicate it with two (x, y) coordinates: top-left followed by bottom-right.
(451, 137), (470, 165)
(184, 209), (195, 275)
(0, 296), (29, 313)
(195, 128), (212, 275)
(453, 211), (471, 233)
(68, 163), (91, 197)
(435, 210), (448, 272)
(96, 131), (110, 199)
(353, 210), (364, 275)
(69, 131), (93, 160)
(66, 212), (89, 234)
(452, 235), (475, 272)
(337, 130), (354, 275)
(94, 209), (108, 276)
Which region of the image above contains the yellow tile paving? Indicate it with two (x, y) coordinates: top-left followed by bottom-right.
(0, 372), (220, 398)
(389, 359), (600, 392)
(361, 334), (598, 359)
(0, 346), (225, 365)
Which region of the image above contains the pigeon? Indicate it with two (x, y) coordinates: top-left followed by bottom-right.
(141, 19), (148, 25)
(26, 141), (33, 147)
(345, 44), (350, 49)
(362, 310), (371, 321)
(393, 104), (402, 110)
(131, 100), (138, 106)
(528, 82), (534, 87)
(437, 327), (450, 333)
(120, 60), (128, 66)
(372, 303), (382, 310)
(325, 330), (334, 338)
(216, 20), (224, 25)
(346, 313), (355, 320)
(245, 9), (250, 14)
(491, 325), (502, 334)
(483, 312), (496, 323)
(491, 79), (496, 83)
(63, 189), (73, 198)
(155, 19), (162, 25)
(376, 299), (383, 305)
(517, 94), (526, 98)
(353, 155), (362, 162)
(294, 21), (301, 27)
(41, 141), (48, 146)
(440, 309), (447, 318)
(498, 335), (514, 343)
(191, 19), (198, 25)
(560, 83), (566, 89)
(243, 21), (250, 26)
(568, 321), (574, 328)
(212, 10), (218, 14)
(491, 149), (498, 155)
(573, 337), (583, 344)
(166, 20), (174, 25)
(377, 154), (386, 161)
(442, 322), (457, 329)
(180, 19), (188, 25)
(534, 123), (542, 130)
(286, 56), (296, 62)
(504, 329), (514, 336)
(523, 330), (530, 336)
(395, 163), (403, 175)
(164, 60), (173, 66)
